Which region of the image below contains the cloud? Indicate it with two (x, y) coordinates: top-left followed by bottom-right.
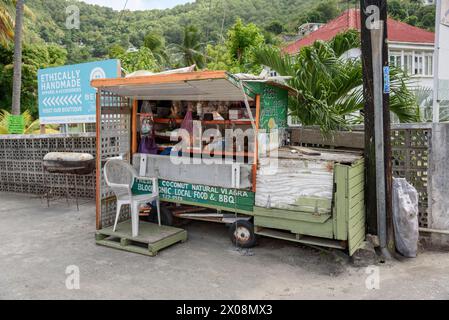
(81, 0), (193, 11)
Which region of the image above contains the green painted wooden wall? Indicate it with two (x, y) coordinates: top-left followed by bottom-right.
(253, 160), (366, 255)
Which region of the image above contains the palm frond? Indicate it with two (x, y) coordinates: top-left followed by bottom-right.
(252, 46), (296, 77)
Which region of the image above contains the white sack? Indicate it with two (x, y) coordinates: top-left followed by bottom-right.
(393, 178), (419, 258)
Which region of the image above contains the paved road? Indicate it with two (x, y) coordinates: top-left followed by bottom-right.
(0, 192), (448, 300)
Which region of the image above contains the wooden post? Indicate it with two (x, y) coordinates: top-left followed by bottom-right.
(360, 0), (394, 250)
(95, 90), (102, 231)
(40, 124), (46, 134)
(252, 94), (261, 192)
(131, 99), (138, 155)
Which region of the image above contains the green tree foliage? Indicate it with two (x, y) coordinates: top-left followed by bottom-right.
(108, 44), (126, 59)
(228, 18), (265, 64)
(289, 0), (341, 31)
(254, 30), (419, 132)
(388, 0), (435, 31)
(119, 47), (160, 74)
(207, 19), (266, 74)
(2, 0), (433, 119)
(168, 25), (206, 69)
(265, 21), (285, 35)
(0, 42), (67, 118)
(25, 0), (321, 62)
(143, 32), (170, 67)
(0, 0), (14, 46)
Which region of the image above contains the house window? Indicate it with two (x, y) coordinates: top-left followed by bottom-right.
(389, 53), (401, 68)
(403, 53), (413, 74)
(414, 52), (424, 75)
(389, 50), (433, 76)
(424, 53), (433, 76)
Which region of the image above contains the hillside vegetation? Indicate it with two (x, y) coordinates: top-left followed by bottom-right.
(0, 0), (434, 120)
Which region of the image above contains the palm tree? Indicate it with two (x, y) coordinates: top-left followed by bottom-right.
(143, 32), (170, 68)
(168, 25), (206, 69)
(254, 30), (419, 133)
(11, 0), (24, 117)
(0, 0), (14, 46)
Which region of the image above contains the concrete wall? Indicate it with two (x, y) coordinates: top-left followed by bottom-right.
(429, 123), (449, 247)
(0, 133), (96, 198)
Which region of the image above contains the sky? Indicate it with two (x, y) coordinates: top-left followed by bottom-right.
(81, 0), (194, 11)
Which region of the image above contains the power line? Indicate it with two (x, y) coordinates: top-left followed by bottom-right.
(117, 0), (129, 28)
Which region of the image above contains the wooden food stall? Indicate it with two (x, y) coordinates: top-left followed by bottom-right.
(92, 71), (366, 256)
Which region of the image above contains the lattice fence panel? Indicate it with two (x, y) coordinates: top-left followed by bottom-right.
(0, 134), (96, 198)
(290, 125), (431, 228)
(391, 127), (431, 228)
(98, 91), (132, 229)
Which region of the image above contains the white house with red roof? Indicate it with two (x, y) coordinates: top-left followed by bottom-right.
(283, 9), (435, 90)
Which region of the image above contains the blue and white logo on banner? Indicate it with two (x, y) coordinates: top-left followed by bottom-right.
(38, 59), (120, 124)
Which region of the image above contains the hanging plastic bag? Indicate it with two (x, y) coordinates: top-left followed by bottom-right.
(393, 178), (419, 258)
(138, 114), (158, 155)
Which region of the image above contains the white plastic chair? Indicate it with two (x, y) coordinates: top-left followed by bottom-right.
(103, 159), (161, 237)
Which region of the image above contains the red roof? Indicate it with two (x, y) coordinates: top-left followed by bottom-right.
(283, 9), (435, 55)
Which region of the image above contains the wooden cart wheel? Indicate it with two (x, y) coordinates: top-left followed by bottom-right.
(146, 206), (174, 226)
(229, 220), (257, 248)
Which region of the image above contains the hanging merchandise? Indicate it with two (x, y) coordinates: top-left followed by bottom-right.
(138, 107), (158, 155)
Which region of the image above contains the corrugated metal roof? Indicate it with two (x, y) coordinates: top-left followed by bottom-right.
(91, 70), (296, 101)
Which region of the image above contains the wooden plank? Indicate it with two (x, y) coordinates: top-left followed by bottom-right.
(96, 239), (156, 257)
(254, 216), (334, 239)
(349, 214), (365, 234)
(289, 146), (322, 156)
(349, 225), (365, 247)
(290, 128), (365, 149)
(347, 164), (366, 255)
(91, 71), (228, 88)
(348, 192), (364, 212)
(95, 220), (188, 257)
(349, 201), (365, 219)
(333, 164), (348, 241)
(349, 172), (364, 188)
(349, 181), (364, 198)
(99, 221), (185, 243)
(253, 94), (261, 193)
(349, 164), (364, 179)
(255, 227), (346, 250)
(131, 99), (138, 155)
(253, 206), (331, 224)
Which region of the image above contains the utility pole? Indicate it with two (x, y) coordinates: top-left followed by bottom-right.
(360, 0), (394, 255)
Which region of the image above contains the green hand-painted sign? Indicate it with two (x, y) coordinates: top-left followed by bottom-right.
(7, 115), (25, 134)
(132, 179), (255, 213)
(245, 82), (288, 130)
(259, 85), (288, 130)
